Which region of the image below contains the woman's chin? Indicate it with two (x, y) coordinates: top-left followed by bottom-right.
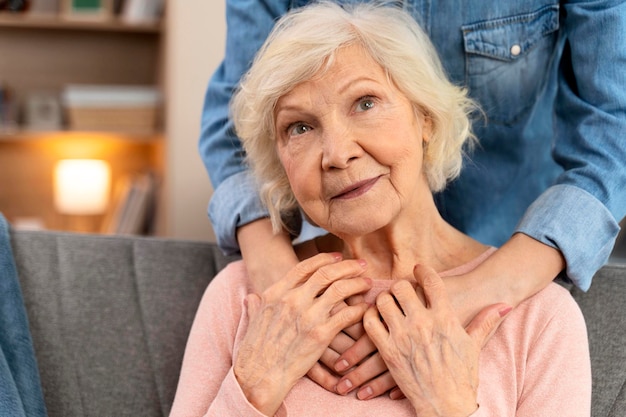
(326, 220), (386, 239)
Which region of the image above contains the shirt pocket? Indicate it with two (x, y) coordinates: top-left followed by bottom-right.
(462, 4), (560, 125)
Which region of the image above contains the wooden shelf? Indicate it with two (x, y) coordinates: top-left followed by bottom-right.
(0, 13), (162, 33)
(0, 129), (164, 143)
(0, 8), (167, 235)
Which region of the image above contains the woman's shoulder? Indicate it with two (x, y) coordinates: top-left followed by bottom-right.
(504, 281), (587, 342)
(521, 281), (582, 316)
(211, 259), (249, 286)
(201, 260), (251, 308)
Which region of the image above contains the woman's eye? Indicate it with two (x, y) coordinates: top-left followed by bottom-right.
(355, 97), (376, 113)
(288, 123), (312, 136)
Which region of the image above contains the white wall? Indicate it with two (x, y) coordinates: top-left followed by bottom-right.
(164, 1), (226, 241)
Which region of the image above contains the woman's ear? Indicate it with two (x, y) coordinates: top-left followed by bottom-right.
(413, 106), (433, 144)
(422, 114), (433, 143)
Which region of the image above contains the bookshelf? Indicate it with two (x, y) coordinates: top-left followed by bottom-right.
(0, 5), (165, 234)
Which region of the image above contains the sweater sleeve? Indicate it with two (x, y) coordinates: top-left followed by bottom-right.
(515, 286), (592, 416)
(170, 262), (286, 417)
(206, 368), (288, 417)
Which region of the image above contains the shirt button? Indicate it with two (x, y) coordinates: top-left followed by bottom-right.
(510, 44), (521, 56)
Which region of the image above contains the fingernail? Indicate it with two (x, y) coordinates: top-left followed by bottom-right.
(499, 306), (513, 317)
(332, 252), (343, 261)
(336, 378), (353, 394)
(335, 359), (350, 372)
(389, 388), (403, 400)
(358, 259), (367, 267)
(357, 386), (373, 400)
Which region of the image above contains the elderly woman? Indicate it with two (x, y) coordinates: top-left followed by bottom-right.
(170, 3), (590, 416)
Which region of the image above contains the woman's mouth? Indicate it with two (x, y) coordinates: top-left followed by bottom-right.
(332, 176), (381, 200)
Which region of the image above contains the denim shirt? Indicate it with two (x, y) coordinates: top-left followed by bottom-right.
(200, 0), (626, 291)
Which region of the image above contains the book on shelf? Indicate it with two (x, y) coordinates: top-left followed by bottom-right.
(101, 171), (159, 235)
(120, 0), (163, 24)
(61, 84), (161, 133)
(8, 0), (164, 24)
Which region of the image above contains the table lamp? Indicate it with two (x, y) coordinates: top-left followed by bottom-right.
(54, 159), (111, 231)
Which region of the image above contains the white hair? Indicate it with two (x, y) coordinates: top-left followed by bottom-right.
(231, 1), (478, 233)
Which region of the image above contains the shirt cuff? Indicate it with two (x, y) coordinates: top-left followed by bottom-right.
(208, 171), (270, 256)
(516, 184), (620, 291)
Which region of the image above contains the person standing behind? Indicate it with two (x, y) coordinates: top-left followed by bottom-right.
(199, 0), (625, 400)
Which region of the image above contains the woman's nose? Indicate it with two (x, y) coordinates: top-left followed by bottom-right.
(321, 126), (363, 170)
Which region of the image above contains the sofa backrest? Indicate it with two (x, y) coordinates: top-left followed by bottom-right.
(9, 229), (626, 417)
(11, 230), (235, 417)
(570, 265), (626, 417)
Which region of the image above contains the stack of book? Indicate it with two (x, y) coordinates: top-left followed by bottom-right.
(101, 171), (159, 235)
(61, 84), (161, 133)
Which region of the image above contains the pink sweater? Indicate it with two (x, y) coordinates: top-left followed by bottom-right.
(171, 251), (591, 417)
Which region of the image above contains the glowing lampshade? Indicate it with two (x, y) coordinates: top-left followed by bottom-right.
(54, 159), (111, 215)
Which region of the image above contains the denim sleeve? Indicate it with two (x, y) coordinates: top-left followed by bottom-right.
(517, 0), (626, 290)
(517, 185), (620, 291)
(199, 0), (290, 251)
(209, 172), (271, 255)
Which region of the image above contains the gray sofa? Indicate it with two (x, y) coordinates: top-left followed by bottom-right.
(9, 229), (626, 417)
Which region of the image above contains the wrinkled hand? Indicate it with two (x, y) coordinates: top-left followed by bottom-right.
(234, 253), (371, 416)
(363, 264), (510, 416)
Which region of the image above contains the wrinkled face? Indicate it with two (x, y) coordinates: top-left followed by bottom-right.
(274, 45), (432, 237)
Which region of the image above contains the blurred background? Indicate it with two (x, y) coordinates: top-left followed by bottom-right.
(0, 0), (222, 241)
(2, 1), (625, 265)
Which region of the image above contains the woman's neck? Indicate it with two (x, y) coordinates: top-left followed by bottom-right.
(310, 211), (488, 281)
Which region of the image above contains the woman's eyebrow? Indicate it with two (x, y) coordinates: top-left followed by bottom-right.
(336, 76), (381, 95)
(275, 103), (308, 118)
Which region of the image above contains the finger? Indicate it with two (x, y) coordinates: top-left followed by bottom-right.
(389, 280), (423, 317)
(318, 276), (372, 312)
(413, 264), (450, 310)
(328, 331), (357, 355)
(363, 306), (389, 349)
(336, 352), (387, 395)
(319, 346), (341, 372)
(347, 293), (366, 306)
(307, 361), (341, 393)
(278, 252), (344, 292)
(342, 320), (365, 341)
(334, 333), (377, 373)
(341, 296), (367, 339)
(356, 371), (400, 400)
(305, 259), (368, 297)
(244, 293), (262, 317)
(327, 303), (369, 338)
(329, 302), (366, 341)
(388, 387), (406, 400)
(374, 292), (405, 332)
(466, 303), (512, 348)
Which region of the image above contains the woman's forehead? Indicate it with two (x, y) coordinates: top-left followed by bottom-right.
(277, 45), (389, 103)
